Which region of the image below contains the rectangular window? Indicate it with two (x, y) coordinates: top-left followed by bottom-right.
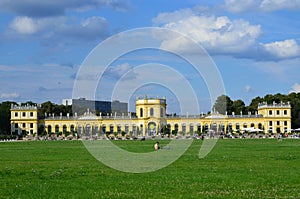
(22, 123), (26, 128)
(276, 110), (280, 115)
(15, 112), (18, 117)
(15, 123), (18, 128)
(269, 121), (272, 126)
(277, 121), (280, 125)
(284, 110), (287, 115)
(30, 112), (33, 117)
(284, 121), (287, 126)
(22, 112), (26, 117)
(269, 110), (272, 115)
(30, 123), (33, 128)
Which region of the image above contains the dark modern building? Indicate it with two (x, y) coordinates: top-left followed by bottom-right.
(62, 98), (128, 115)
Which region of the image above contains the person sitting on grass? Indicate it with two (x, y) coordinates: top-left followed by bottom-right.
(154, 141), (160, 150)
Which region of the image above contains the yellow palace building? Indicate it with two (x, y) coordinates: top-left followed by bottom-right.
(11, 97), (291, 138)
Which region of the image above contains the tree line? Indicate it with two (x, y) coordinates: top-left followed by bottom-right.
(1, 92), (300, 136)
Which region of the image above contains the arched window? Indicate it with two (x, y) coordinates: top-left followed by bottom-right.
(110, 125), (114, 133)
(95, 125), (99, 134)
(63, 125), (67, 133)
(48, 125), (52, 133)
(55, 125), (59, 133)
(166, 124), (171, 133)
(220, 124), (225, 132)
(132, 125), (137, 135)
(212, 123), (217, 131)
(236, 123), (240, 131)
(150, 108), (154, 116)
(197, 124), (201, 132)
(189, 124), (194, 133)
(140, 108), (143, 117)
(174, 124), (179, 133)
(147, 122), (156, 136)
(228, 123), (232, 132)
(205, 124), (209, 131)
(140, 124), (143, 132)
(70, 125), (75, 133)
(78, 126), (82, 136)
(117, 125), (121, 133)
(160, 107), (164, 117)
(101, 125), (106, 134)
(86, 124), (91, 136)
(182, 124), (186, 134)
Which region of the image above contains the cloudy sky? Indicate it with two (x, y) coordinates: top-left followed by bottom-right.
(0, 0), (300, 113)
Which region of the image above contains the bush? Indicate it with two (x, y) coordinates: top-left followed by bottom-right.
(0, 134), (17, 140)
(171, 130), (177, 136)
(105, 132), (110, 137)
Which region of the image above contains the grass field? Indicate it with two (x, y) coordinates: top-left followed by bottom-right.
(0, 139), (299, 198)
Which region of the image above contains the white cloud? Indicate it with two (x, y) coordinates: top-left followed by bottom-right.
(9, 16), (65, 35)
(104, 63), (137, 80)
(225, 0), (261, 13)
(153, 9), (300, 60)
(154, 11), (261, 55)
(290, 83), (300, 93)
(224, 0), (300, 12)
(8, 16), (109, 43)
(57, 16), (109, 40)
(263, 39), (300, 59)
(260, 0), (300, 11)
(0, 92), (20, 99)
(10, 17), (38, 34)
(245, 85), (252, 92)
(153, 9), (195, 25)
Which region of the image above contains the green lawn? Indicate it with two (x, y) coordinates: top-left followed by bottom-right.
(0, 139), (299, 198)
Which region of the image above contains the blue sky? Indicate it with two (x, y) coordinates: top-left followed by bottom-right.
(0, 0), (300, 114)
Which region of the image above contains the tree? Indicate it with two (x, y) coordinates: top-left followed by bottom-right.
(232, 99), (245, 114)
(162, 126), (170, 135)
(0, 101), (17, 135)
(41, 101), (54, 116)
(21, 101), (37, 106)
(263, 93), (287, 104)
(287, 92), (300, 128)
(41, 101), (72, 117)
(213, 95), (233, 115)
(246, 96), (263, 114)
